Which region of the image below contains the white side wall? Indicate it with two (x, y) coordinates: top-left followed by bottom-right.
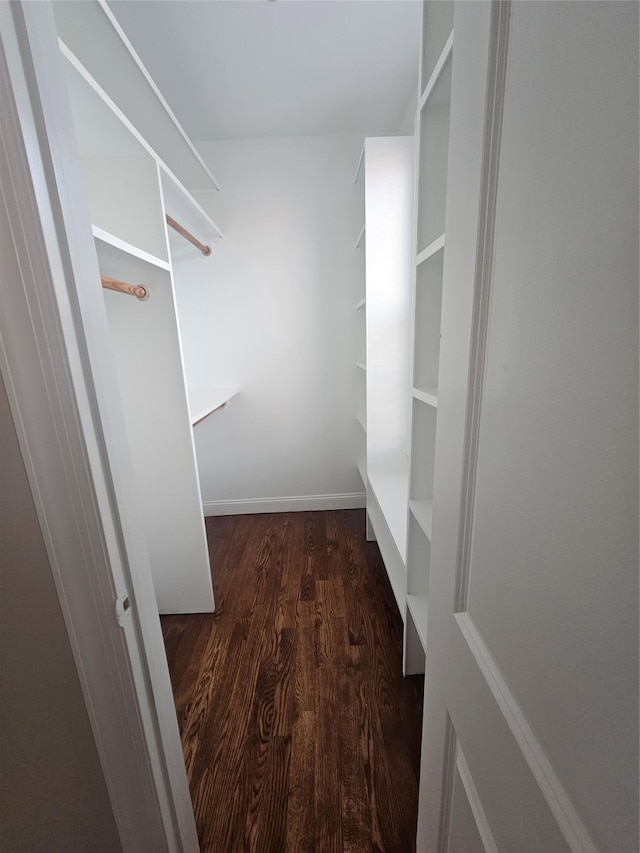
(0, 374), (120, 852)
(183, 135), (366, 514)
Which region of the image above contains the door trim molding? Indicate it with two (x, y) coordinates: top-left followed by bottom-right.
(454, 0), (511, 614)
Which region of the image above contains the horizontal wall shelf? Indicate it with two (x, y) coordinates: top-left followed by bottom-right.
(188, 388), (238, 426)
(368, 452), (409, 563)
(419, 29), (454, 112)
(356, 361), (367, 372)
(406, 593), (429, 651)
(160, 166), (223, 259)
(356, 414), (367, 432)
(413, 386), (439, 408)
(353, 143), (365, 186)
(55, 1), (219, 193)
(416, 233), (445, 266)
(93, 226), (171, 272)
(355, 224), (366, 249)
(357, 459), (367, 487)
(356, 297), (366, 310)
(409, 498), (433, 541)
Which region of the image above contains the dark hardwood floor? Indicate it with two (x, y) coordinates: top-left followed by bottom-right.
(161, 509), (424, 852)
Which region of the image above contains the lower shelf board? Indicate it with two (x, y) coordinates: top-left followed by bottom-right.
(368, 452), (409, 563)
(409, 498), (433, 540)
(412, 386), (439, 408)
(188, 387), (238, 426)
(406, 593), (429, 651)
(357, 459), (367, 486)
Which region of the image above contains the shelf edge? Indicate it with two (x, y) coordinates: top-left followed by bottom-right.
(419, 29), (454, 112)
(416, 233), (446, 266)
(92, 226), (171, 271)
(413, 386), (439, 408)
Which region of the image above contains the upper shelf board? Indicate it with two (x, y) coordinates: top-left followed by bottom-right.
(188, 388), (238, 426)
(60, 47), (223, 253)
(419, 29), (454, 112)
(161, 167), (224, 260)
(54, 0), (219, 194)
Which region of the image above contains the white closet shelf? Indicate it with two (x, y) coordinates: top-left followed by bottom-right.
(355, 297), (366, 310)
(368, 452), (409, 563)
(356, 361), (367, 372)
(55, 1), (219, 194)
(409, 499), (433, 541)
(188, 388), (238, 426)
(406, 594), (429, 650)
(353, 143), (365, 186)
(419, 29), (454, 112)
(355, 224), (366, 249)
(416, 233), (446, 266)
(161, 167), (223, 258)
(93, 227), (171, 272)
(413, 386), (439, 408)
(59, 43), (220, 258)
(356, 459), (367, 487)
(356, 414), (367, 432)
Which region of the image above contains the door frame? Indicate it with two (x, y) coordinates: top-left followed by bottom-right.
(0, 4), (198, 850)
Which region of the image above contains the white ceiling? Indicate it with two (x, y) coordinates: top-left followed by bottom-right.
(107, 1), (421, 141)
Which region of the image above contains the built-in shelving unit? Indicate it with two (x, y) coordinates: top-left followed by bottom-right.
(54, 1), (231, 616)
(404, 0), (454, 674)
(362, 136), (414, 616)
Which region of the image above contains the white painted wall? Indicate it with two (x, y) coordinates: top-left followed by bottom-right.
(0, 372), (120, 853)
(179, 135), (365, 514)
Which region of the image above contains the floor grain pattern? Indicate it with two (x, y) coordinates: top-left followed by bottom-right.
(161, 509), (424, 853)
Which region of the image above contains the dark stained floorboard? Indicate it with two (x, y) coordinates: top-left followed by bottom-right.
(161, 509), (424, 853)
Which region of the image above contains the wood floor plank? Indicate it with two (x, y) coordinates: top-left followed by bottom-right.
(285, 709), (316, 853)
(162, 509), (423, 852)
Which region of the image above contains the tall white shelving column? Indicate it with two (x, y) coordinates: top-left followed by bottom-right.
(353, 144), (367, 490)
(364, 137), (414, 616)
(404, 0), (454, 674)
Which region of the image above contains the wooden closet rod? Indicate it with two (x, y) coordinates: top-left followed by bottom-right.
(166, 214), (211, 256)
(101, 275), (150, 301)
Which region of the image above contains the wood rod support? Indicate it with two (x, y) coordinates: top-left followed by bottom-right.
(166, 214), (211, 256)
(101, 275), (150, 301)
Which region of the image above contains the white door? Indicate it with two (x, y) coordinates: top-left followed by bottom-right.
(418, 3), (638, 851)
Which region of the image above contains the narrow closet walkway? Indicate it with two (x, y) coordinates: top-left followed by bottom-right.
(161, 509), (424, 852)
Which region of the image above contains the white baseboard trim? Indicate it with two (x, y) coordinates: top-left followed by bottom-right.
(202, 492), (366, 516)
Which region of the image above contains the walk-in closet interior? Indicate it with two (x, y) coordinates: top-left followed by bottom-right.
(4, 0), (636, 850)
(51, 0), (428, 619)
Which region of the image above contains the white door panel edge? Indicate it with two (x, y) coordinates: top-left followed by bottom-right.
(0, 3), (198, 851)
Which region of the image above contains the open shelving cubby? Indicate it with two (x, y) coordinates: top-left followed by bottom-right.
(362, 135), (414, 617)
(404, 0), (454, 674)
